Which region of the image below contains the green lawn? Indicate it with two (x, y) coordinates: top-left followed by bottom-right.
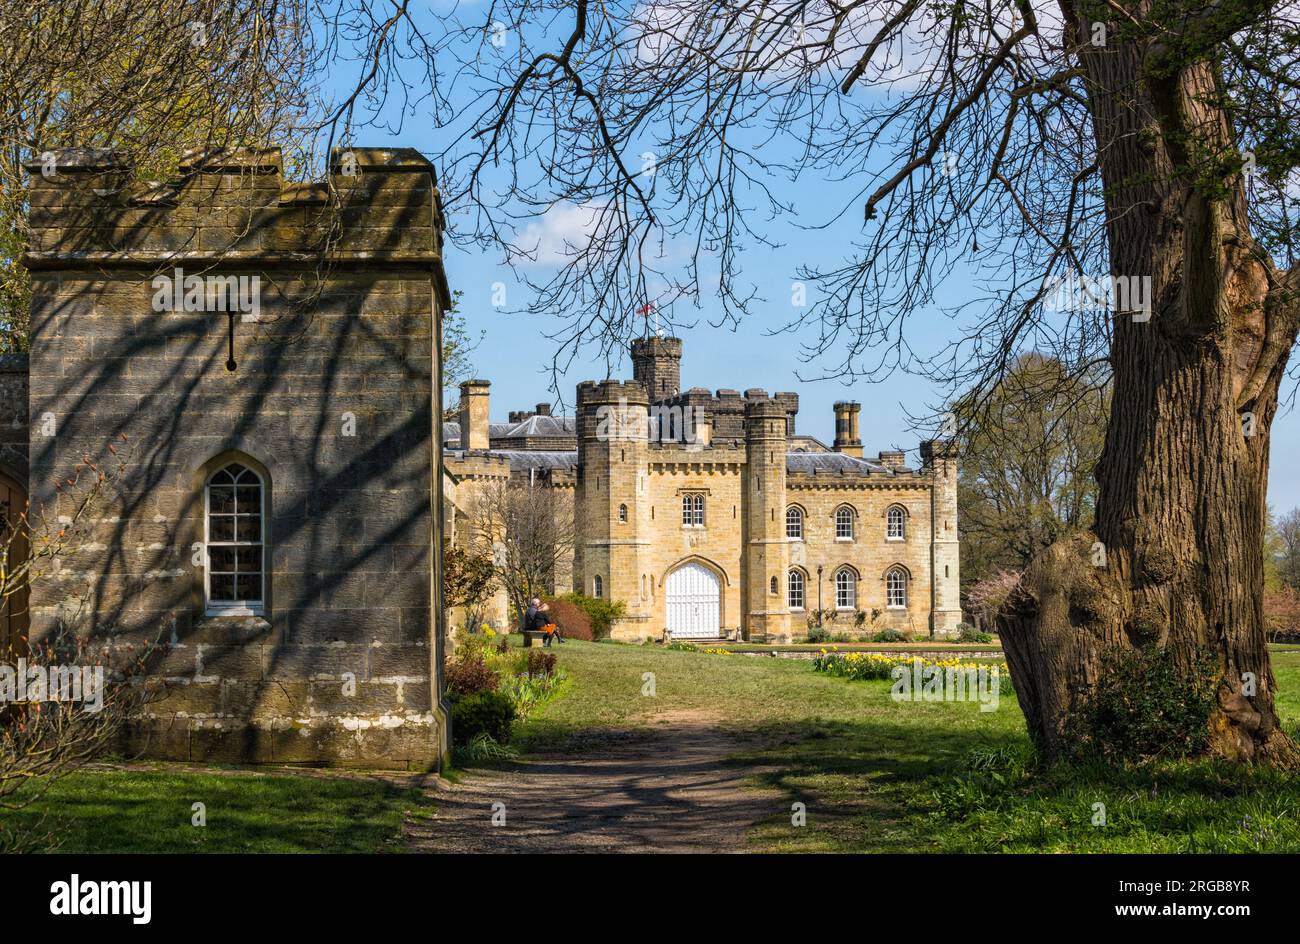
(7, 640), (1300, 853)
(0, 767), (425, 853)
(520, 640), (1300, 852)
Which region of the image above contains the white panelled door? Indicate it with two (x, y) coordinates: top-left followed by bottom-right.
(665, 562), (721, 639)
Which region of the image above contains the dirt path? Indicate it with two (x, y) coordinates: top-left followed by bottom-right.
(406, 718), (781, 853)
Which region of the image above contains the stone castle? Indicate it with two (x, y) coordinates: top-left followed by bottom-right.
(444, 337), (962, 642)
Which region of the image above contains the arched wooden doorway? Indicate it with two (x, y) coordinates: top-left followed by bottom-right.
(665, 561), (722, 639)
(0, 470), (29, 660)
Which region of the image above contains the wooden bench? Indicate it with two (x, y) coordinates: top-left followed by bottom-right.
(522, 627), (561, 647)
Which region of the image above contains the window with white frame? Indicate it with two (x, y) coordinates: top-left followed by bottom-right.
(788, 569), (805, 610)
(205, 462), (265, 614)
(786, 506), (803, 539)
(886, 566), (908, 608)
(887, 505), (906, 540)
(682, 493), (705, 527)
(619, 503), (628, 523)
(835, 568), (856, 609)
(835, 506), (854, 539)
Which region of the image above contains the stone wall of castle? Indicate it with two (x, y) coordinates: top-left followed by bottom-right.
(570, 374), (962, 642)
(24, 146), (449, 769)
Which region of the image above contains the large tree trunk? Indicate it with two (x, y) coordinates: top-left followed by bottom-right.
(997, 15), (1300, 765)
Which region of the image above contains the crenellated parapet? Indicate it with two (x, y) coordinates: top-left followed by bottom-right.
(24, 146), (450, 304)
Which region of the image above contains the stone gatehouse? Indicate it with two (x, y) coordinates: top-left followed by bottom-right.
(12, 146), (450, 769)
(444, 337), (962, 642)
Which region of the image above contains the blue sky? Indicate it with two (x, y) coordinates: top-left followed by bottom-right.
(322, 6), (1300, 513)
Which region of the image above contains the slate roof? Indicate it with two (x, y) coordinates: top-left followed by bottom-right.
(443, 417), (575, 445)
(492, 450), (579, 472)
(785, 452), (898, 475)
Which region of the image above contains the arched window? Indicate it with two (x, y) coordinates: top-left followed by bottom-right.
(593, 575), (604, 598)
(887, 505), (906, 540)
(770, 575), (778, 595)
(835, 568), (856, 609)
(835, 506), (855, 540)
(618, 503), (628, 523)
(682, 493), (705, 527)
(205, 462), (265, 615)
(886, 567), (908, 608)
(788, 569), (805, 610)
(786, 506), (803, 539)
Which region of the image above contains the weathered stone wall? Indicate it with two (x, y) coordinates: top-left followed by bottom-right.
(641, 449), (746, 639)
(787, 475), (936, 635)
(0, 354), (29, 482)
(23, 146), (450, 769)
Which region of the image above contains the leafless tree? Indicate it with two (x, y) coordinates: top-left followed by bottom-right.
(0, 440), (159, 852)
(466, 477), (574, 623)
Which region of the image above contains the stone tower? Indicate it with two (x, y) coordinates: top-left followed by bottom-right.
(833, 401), (863, 456)
(23, 146), (450, 769)
(743, 391), (790, 642)
(575, 380), (651, 637)
(921, 439), (962, 635)
(630, 336), (683, 401)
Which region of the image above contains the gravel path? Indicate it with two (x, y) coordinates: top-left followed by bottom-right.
(406, 722), (780, 853)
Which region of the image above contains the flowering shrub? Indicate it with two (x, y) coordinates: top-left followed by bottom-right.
(813, 651), (1014, 693)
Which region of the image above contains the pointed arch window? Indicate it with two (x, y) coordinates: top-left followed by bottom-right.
(886, 567), (908, 609)
(205, 462), (265, 615)
(835, 568), (856, 609)
(788, 569), (805, 610)
(835, 506), (855, 540)
(786, 506), (804, 539)
(887, 505), (906, 540)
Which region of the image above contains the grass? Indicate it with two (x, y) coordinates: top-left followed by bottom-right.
(0, 767), (426, 853)
(720, 642), (1004, 653)
(8, 638), (1300, 853)
(519, 639), (1300, 852)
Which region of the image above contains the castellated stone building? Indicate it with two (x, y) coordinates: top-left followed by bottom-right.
(13, 146), (451, 769)
(444, 336), (962, 642)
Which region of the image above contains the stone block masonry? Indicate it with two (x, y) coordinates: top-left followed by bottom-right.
(22, 146), (452, 769)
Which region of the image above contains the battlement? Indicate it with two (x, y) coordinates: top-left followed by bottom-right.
(743, 390), (788, 417)
(444, 451), (513, 479)
(920, 438), (958, 464)
(576, 378), (650, 406)
(24, 146), (450, 303)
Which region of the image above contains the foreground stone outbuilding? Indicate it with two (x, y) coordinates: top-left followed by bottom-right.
(17, 146), (451, 769)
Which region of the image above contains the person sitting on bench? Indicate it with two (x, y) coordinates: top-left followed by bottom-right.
(537, 601), (565, 647)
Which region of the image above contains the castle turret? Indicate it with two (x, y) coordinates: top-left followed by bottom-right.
(921, 439), (962, 636)
(833, 401), (863, 457)
(575, 380), (651, 638)
(631, 336), (683, 401)
(743, 391), (790, 642)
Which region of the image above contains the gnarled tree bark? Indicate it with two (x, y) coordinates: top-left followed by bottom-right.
(997, 6), (1300, 765)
